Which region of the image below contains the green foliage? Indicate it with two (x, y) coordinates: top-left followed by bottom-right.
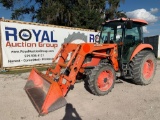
(105, 0), (127, 20)
(0, 0), (14, 9)
(0, 0), (126, 29)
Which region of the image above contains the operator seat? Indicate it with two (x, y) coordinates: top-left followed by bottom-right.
(124, 35), (135, 45)
(123, 35), (136, 61)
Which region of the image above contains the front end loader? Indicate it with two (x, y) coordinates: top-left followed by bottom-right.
(24, 18), (156, 115)
(24, 43), (119, 115)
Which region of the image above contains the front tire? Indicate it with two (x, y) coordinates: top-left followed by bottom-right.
(130, 50), (157, 85)
(88, 64), (116, 96)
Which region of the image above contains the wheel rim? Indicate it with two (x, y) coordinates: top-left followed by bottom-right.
(143, 59), (154, 80)
(97, 70), (114, 91)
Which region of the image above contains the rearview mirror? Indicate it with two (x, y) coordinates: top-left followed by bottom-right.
(126, 19), (133, 29)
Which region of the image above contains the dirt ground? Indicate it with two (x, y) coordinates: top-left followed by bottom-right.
(0, 61), (160, 120)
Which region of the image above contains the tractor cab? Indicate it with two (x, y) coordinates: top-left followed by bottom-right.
(99, 18), (148, 63)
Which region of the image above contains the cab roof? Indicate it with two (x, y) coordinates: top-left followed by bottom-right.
(106, 17), (148, 26)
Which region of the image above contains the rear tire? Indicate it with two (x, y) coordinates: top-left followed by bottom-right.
(130, 50), (156, 85)
(88, 64), (116, 96)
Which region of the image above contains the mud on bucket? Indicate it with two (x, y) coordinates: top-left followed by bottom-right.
(24, 68), (67, 115)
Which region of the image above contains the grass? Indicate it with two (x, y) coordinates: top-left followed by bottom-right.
(0, 63), (56, 75)
(0, 67), (49, 75)
(157, 58), (160, 60)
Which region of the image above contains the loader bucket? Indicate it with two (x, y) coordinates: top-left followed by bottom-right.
(24, 68), (67, 115)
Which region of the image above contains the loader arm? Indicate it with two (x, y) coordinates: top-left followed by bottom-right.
(46, 43), (119, 96)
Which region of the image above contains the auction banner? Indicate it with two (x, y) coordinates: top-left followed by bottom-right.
(1, 21), (97, 67)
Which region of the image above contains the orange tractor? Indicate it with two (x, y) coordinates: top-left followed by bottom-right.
(24, 18), (156, 115)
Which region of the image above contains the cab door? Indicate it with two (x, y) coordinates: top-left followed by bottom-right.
(122, 25), (143, 62)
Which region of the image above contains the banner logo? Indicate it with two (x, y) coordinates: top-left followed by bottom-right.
(19, 29), (32, 41)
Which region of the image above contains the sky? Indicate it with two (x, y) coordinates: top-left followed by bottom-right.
(0, 0), (160, 37)
(119, 0), (160, 37)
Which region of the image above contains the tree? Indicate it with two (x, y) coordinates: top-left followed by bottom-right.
(0, 0), (126, 29)
(37, 0), (106, 29)
(105, 0), (126, 20)
(0, 0), (39, 20)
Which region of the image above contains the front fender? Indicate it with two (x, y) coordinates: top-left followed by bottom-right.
(130, 44), (153, 60)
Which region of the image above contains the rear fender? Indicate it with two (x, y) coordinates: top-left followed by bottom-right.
(130, 44), (153, 60)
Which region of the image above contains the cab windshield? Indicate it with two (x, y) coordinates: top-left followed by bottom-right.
(100, 21), (143, 44)
(100, 22), (123, 44)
